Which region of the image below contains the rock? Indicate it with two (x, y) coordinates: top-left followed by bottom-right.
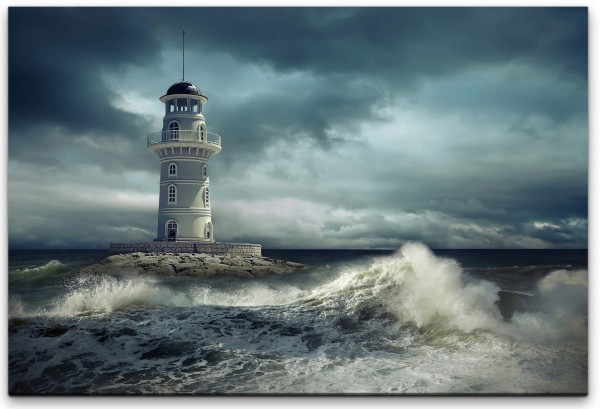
(248, 257), (273, 266)
(205, 262), (231, 271)
(79, 252), (305, 278)
(152, 264), (175, 275)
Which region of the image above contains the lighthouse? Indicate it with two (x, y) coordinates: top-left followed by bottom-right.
(108, 33), (261, 256)
(147, 80), (221, 242)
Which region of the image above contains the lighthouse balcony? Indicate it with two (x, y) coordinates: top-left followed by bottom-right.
(147, 130), (221, 148)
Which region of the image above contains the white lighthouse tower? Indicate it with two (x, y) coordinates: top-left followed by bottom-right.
(147, 80), (221, 242)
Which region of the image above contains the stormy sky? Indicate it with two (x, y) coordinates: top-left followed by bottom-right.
(8, 7), (588, 249)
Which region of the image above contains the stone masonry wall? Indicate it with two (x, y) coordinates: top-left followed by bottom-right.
(109, 242), (262, 256)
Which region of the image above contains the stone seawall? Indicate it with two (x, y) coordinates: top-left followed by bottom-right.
(109, 242), (262, 256)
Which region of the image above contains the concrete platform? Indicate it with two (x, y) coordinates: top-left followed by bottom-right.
(109, 241), (262, 256)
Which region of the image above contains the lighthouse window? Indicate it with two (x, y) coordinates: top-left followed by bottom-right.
(168, 121), (180, 140)
(204, 187), (210, 207)
(197, 125), (206, 141)
(191, 99), (199, 113)
(168, 163), (177, 177)
(167, 100), (175, 113)
(168, 185), (177, 204)
(176, 98), (188, 112)
(202, 165), (208, 177)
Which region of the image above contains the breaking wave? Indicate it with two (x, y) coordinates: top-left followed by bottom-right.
(305, 242), (587, 345)
(9, 260), (69, 283)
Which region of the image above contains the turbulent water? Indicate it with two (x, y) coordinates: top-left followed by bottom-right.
(8, 243), (588, 395)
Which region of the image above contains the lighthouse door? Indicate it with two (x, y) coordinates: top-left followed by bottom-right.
(166, 220), (178, 242)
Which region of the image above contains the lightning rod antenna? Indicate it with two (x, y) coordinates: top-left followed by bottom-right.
(182, 30), (185, 81)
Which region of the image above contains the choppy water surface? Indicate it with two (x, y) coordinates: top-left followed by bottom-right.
(8, 244), (588, 395)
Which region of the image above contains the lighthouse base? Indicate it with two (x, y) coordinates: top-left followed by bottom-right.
(109, 241), (261, 256)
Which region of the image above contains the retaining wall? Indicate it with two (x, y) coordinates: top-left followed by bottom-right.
(109, 241), (262, 256)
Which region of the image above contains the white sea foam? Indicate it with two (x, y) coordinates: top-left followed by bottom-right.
(8, 295), (27, 318)
(508, 269), (588, 345)
(300, 242), (502, 334)
(188, 283), (305, 307)
(38, 275), (304, 317)
(48, 275), (192, 316)
(299, 242), (587, 346)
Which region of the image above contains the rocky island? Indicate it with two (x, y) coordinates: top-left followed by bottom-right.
(80, 252), (306, 278)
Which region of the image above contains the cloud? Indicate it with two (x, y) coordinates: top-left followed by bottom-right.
(7, 159), (158, 248)
(148, 8), (586, 80)
(9, 8), (159, 133)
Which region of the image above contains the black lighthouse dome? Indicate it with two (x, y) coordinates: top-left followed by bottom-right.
(160, 80), (208, 102)
(165, 80), (202, 96)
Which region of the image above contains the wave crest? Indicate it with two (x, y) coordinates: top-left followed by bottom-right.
(307, 242), (501, 333)
(10, 260), (69, 282)
(303, 242), (587, 345)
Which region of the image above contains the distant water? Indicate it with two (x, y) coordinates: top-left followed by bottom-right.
(8, 244), (588, 395)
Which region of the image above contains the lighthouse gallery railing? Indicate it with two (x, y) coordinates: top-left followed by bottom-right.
(147, 130), (221, 147)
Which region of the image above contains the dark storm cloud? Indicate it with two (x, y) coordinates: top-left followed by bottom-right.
(143, 8), (587, 160)
(522, 219), (588, 247)
(208, 78), (386, 164)
(150, 7), (586, 81)
(9, 7), (587, 164)
(9, 8), (159, 133)
(9, 7), (160, 171)
(370, 160), (588, 226)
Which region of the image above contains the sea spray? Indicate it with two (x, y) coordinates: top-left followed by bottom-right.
(49, 274), (192, 317)
(298, 242), (587, 347)
(508, 269), (588, 345)
(386, 242), (502, 331)
(300, 242), (503, 333)
(189, 282), (305, 307)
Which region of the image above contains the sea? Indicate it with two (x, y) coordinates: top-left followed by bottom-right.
(7, 242), (588, 395)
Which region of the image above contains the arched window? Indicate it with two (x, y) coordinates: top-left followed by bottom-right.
(204, 187), (210, 208)
(200, 125), (205, 141)
(168, 185), (177, 204)
(166, 219), (178, 242)
(168, 163), (177, 177)
(168, 121), (180, 141)
(202, 165), (208, 178)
